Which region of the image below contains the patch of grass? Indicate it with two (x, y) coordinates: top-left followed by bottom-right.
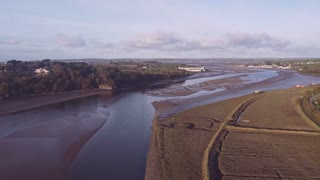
(238, 88), (319, 131)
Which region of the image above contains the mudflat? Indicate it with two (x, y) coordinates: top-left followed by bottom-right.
(0, 89), (110, 117)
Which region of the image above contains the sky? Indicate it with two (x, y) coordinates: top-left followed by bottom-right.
(1, 0), (320, 60)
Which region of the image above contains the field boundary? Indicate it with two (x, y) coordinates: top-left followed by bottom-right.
(300, 96), (320, 128)
(226, 125), (320, 136)
(201, 95), (260, 180)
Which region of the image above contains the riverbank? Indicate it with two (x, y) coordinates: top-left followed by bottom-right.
(145, 87), (320, 179)
(0, 89), (111, 117)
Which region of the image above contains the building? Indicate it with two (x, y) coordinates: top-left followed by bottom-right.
(35, 68), (49, 74)
(295, 84), (304, 88)
(178, 67), (206, 72)
(99, 84), (112, 90)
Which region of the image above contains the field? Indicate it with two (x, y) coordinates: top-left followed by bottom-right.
(146, 87), (320, 180)
(298, 63), (320, 76)
(238, 88), (319, 131)
(147, 94), (258, 180)
(219, 130), (320, 179)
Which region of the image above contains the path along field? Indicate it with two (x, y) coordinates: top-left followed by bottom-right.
(146, 87), (320, 180)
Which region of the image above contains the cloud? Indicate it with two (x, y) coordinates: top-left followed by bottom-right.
(92, 41), (114, 49)
(1, 31), (316, 60)
(55, 34), (86, 48)
(126, 32), (181, 49)
(126, 32), (211, 51)
(0, 37), (20, 45)
(125, 32), (291, 52)
(224, 32), (290, 49)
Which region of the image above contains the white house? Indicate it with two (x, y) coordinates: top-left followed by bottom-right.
(35, 68), (49, 74)
(178, 67), (206, 72)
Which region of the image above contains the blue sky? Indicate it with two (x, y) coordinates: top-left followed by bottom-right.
(1, 0), (320, 60)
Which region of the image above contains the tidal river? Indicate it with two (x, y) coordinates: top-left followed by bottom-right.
(0, 69), (319, 180)
(70, 69), (320, 180)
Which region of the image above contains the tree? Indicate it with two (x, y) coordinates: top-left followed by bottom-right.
(0, 82), (9, 95)
(264, 60), (272, 65)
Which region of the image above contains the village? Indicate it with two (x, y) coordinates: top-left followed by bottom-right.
(245, 60), (320, 71)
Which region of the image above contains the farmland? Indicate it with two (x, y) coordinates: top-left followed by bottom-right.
(238, 88), (319, 131)
(219, 130), (320, 179)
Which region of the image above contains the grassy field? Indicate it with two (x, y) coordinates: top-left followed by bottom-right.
(238, 88), (319, 131)
(219, 130), (320, 179)
(149, 94), (258, 180)
(298, 63), (320, 76)
(146, 86), (320, 180)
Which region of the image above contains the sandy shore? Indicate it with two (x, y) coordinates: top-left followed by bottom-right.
(0, 89), (111, 117)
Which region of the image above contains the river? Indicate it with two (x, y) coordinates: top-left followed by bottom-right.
(69, 93), (157, 180)
(70, 69), (320, 180)
(1, 68), (320, 180)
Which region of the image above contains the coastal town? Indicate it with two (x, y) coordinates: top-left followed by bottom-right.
(244, 60), (320, 71)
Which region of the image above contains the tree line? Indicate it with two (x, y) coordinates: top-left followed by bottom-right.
(0, 59), (190, 98)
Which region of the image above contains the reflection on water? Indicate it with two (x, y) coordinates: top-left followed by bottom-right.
(70, 93), (156, 180)
(183, 73), (244, 86)
(172, 88), (226, 99)
(0, 95), (109, 179)
(240, 69), (278, 84)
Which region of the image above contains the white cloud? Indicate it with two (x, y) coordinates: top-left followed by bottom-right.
(55, 34), (86, 48)
(125, 32), (291, 52)
(92, 40), (114, 49)
(1, 31), (319, 60)
(224, 32), (290, 49)
(126, 32), (181, 49)
(0, 37), (20, 45)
